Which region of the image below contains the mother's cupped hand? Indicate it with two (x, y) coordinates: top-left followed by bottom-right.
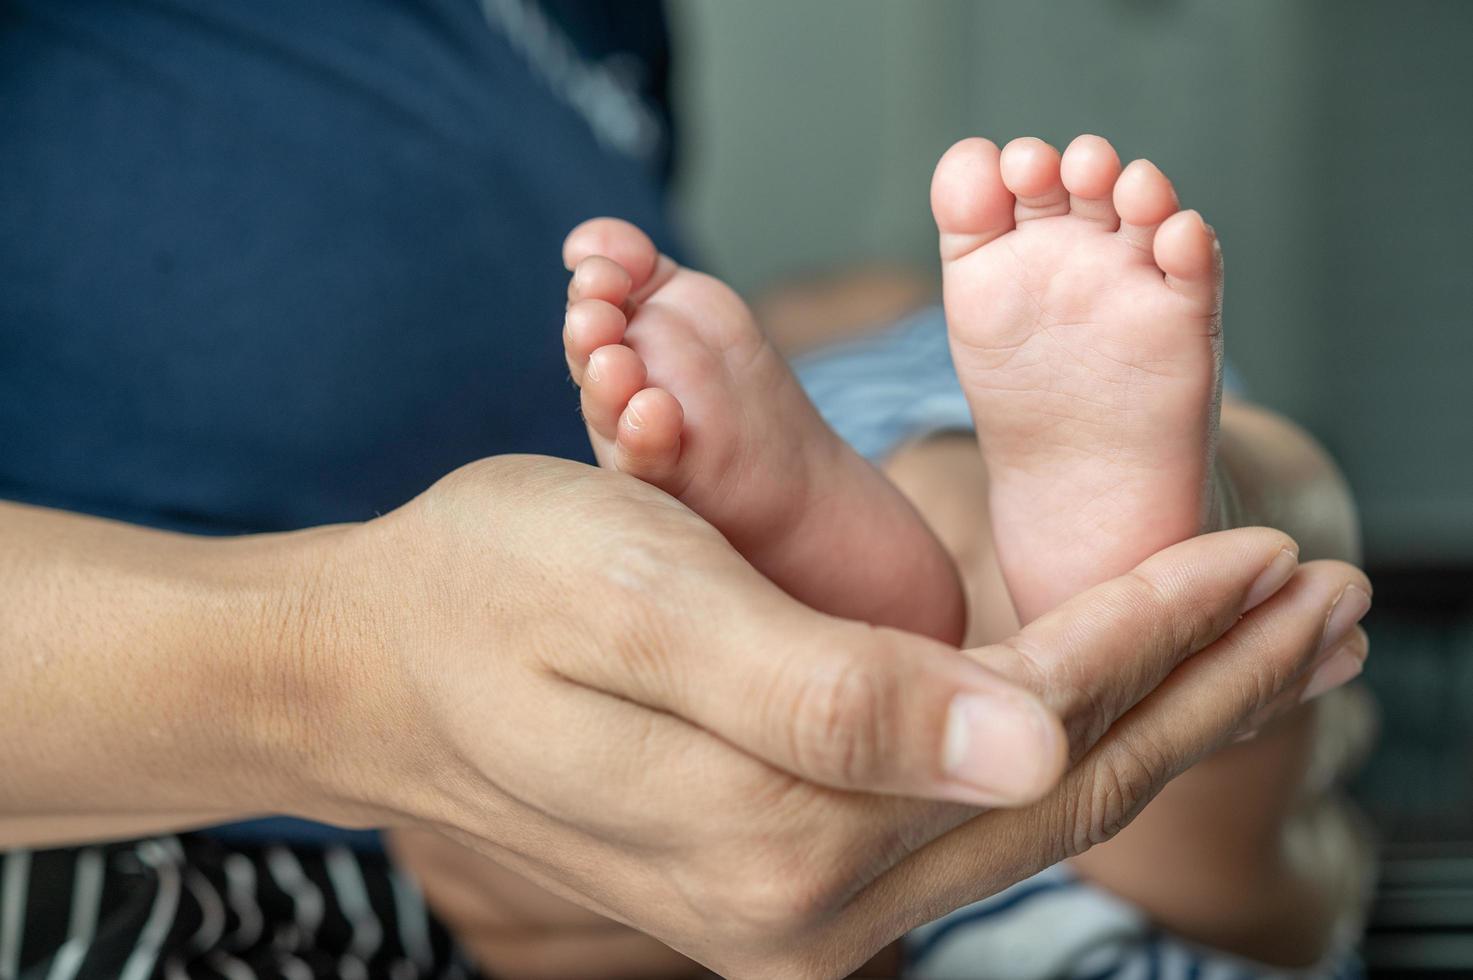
(280, 455), (1366, 978)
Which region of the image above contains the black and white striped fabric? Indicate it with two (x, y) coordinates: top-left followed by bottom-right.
(0, 836), (473, 980)
(0, 836), (1361, 980)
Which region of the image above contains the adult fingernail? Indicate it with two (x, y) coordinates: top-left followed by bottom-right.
(1301, 643), (1365, 702)
(1320, 585), (1371, 654)
(1244, 547), (1299, 611)
(943, 691), (1058, 804)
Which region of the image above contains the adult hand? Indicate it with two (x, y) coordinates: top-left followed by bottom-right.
(283, 455), (1367, 978)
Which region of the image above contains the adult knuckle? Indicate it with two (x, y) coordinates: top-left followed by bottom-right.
(1119, 566), (1173, 616)
(1220, 613), (1296, 713)
(997, 630), (1103, 756)
(993, 631), (1056, 695)
(1260, 619), (1315, 700)
(1066, 686), (1116, 759)
(1113, 568), (1242, 684)
(1245, 646), (1288, 711)
(1068, 738), (1164, 853)
(598, 587), (680, 687)
(787, 658), (891, 787)
(725, 847), (845, 932)
(1125, 560), (1246, 656)
(1118, 569), (1190, 649)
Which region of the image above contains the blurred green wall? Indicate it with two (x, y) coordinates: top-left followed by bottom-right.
(670, 0), (1473, 566)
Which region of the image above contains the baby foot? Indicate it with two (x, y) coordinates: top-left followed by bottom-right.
(561, 218), (965, 644)
(933, 135), (1223, 623)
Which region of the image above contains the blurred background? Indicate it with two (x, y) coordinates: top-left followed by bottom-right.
(665, 0), (1472, 972)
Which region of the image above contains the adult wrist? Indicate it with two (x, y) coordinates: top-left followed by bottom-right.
(135, 522), (364, 826)
(244, 500), (516, 834)
(0, 505), (371, 837)
(208, 520), (407, 831)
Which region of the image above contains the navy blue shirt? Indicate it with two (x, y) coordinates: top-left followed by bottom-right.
(1, 0), (679, 843)
(1, 0), (678, 534)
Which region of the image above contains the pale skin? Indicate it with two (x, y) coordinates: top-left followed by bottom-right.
(394, 137), (1371, 975)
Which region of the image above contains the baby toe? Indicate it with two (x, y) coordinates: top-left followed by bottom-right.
(568, 255), (633, 309)
(1061, 134), (1122, 227)
(1114, 159), (1181, 251)
(1154, 209), (1223, 310)
(580, 343), (646, 439)
(564, 299), (628, 383)
(1000, 137), (1069, 222)
(615, 387), (684, 486)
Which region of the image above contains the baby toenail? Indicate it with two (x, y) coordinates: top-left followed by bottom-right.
(625, 401), (644, 429)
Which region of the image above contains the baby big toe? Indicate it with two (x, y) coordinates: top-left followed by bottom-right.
(932, 138), (1017, 260)
(563, 217), (661, 292)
